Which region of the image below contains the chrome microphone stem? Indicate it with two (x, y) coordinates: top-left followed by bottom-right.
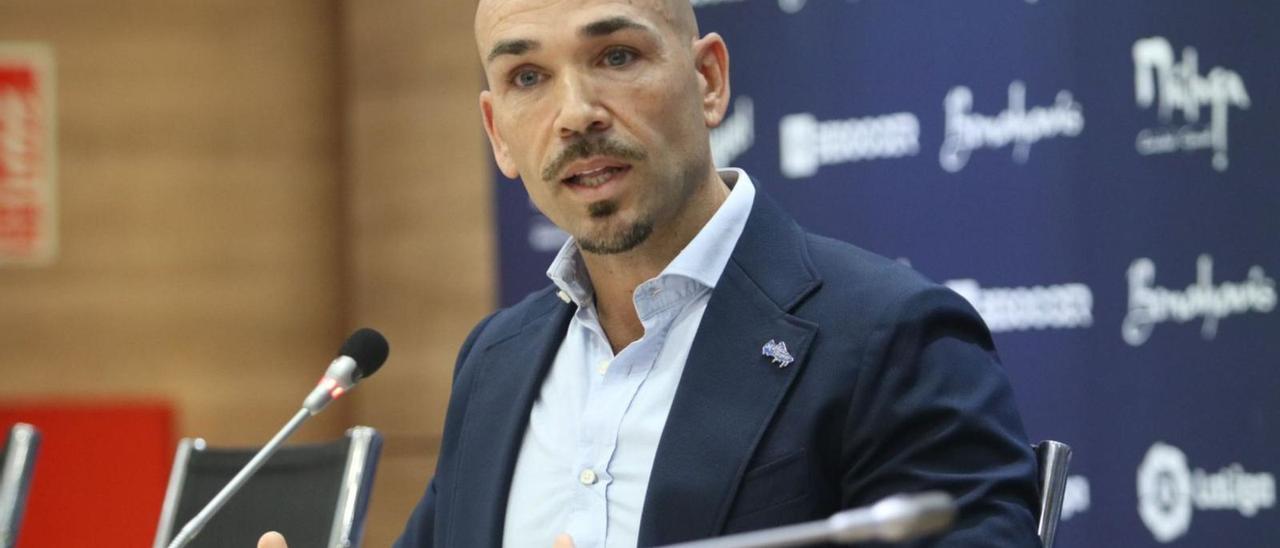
(166, 408), (312, 548)
(660, 520), (833, 548)
(657, 492), (955, 548)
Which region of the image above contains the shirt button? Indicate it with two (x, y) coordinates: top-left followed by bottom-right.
(597, 360), (610, 375)
(579, 468), (598, 485)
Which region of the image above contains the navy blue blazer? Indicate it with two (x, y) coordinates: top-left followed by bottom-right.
(396, 190), (1041, 547)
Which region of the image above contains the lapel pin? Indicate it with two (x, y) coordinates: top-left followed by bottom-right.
(762, 339), (794, 368)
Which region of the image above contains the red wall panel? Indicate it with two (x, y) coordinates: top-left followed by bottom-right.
(1, 401), (174, 548)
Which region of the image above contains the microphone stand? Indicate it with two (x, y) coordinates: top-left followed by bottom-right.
(657, 492), (956, 548)
(162, 329), (387, 548)
(165, 408), (311, 548)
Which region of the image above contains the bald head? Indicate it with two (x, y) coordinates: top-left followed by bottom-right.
(657, 0), (700, 39)
(475, 0), (700, 59)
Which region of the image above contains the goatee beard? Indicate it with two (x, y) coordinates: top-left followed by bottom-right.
(577, 206), (654, 255)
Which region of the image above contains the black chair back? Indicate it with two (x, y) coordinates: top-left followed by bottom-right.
(153, 426), (381, 548)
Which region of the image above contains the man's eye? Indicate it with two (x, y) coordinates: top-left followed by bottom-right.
(512, 70), (542, 88)
(603, 49), (635, 67)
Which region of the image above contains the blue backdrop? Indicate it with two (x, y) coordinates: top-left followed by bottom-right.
(492, 1), (1280, 546)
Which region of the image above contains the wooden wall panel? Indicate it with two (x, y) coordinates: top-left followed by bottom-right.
(0, 1), (347, 443)
(342, 1), (494, 545)
(1, 1), (495, 544)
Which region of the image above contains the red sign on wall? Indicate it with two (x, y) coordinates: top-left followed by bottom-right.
(0, 44), (56, 265)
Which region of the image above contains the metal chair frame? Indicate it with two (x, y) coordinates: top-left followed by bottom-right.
(153, 425), (381, 548)
(0, 423), (41, 548)
(1034, 440), (1072, 548)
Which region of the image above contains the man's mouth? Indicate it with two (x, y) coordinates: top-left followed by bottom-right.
(563, 165), (630, 187)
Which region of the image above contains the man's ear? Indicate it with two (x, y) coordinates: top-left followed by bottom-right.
(692, 32), (731, 128)
(480, 90), (520, 179)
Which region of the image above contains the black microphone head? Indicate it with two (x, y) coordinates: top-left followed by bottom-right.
(339, 328), (389, 379)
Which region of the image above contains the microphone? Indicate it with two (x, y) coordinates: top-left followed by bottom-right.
(657, 491), (956, 548)
(166, 328), (390, 548)
(302, 327), (390, 414)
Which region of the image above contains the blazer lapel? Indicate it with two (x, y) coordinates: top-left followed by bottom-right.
(446, 292), (573, 548)
(639, 192), (822, 545)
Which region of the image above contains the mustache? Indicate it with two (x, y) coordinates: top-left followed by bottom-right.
(541, 137), (647, 182)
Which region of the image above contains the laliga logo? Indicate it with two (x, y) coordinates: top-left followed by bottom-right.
(1137, 442), (1276, 543)
(1122, 254), (1276, 346)
(1137, 443), (1194, 542)
(938, 81), (1084, 173)
(1133, 37), (1251, 172)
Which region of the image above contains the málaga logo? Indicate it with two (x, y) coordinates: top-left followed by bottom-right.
(1132, 37), (1251, 172)
(1136, 442), (1276, 543)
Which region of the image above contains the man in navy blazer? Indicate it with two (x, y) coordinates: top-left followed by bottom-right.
(381, 0), (1043, 546)
(250, 3), (1039, 548)
(239, 0), (1048, 547)
(394, 188), (1041, 546)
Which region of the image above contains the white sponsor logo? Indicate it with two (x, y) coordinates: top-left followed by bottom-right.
(939, 81), (1084, 173)
(1138, 443), (1193, 542)
(691, 0), (748, 8)
(945, 278), (1093, 333)
(779, 110), (920, 178)
(1133, 37), (1250, 172)
(778, 0), (806, 13)
(711, 97), (755, 167)
(776, 0), (1039, 14)
(528, 216), (568, 253)
(0, 88), (37, 180)
(1122, 255), (1276, 346)
(1137, 442), (1276, 543)
(1061, 475), (1091, 521)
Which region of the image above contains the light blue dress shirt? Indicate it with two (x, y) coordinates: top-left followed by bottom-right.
(502, 170), (757, 548)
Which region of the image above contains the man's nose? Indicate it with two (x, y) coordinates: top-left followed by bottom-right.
(555, 72), (611, 139)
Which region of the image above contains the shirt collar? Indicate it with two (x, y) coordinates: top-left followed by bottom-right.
(546, 168), (757, 306)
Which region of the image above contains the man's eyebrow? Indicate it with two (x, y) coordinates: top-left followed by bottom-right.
(580, 16), (654, 38)
(487, 39), (539, 63)
(486, 18), (652, 64)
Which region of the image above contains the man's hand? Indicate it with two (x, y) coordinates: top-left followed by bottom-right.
(553, 533), (575, 548)
(257, 531), (287, 548)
